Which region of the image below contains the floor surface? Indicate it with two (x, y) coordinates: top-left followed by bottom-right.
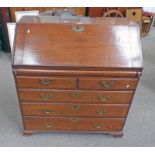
(0, 28), (155, 146)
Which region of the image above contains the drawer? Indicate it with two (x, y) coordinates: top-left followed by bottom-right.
(16, 76), (76, 89)
(24, 116), (125, 132)
(21, 103), (129, 117)
(79, 77), (138, 90)
(19, 90), (134, 104)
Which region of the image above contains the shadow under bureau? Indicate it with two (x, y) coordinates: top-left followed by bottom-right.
(12, 16), (143, 137)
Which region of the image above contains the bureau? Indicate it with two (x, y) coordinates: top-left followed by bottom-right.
(12, 16), (143, 137)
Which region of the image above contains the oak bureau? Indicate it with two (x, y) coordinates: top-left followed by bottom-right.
(12, 16), (143, 136)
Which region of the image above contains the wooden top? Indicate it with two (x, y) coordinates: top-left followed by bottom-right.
(13, 16), (143, 70)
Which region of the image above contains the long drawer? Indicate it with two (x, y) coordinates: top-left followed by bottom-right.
(21, 103), (129, 117)
(24, 116), (125, 132)
(16, 76), (77, 89)
(18, 90), (134, 104)
(79, 77), (138, 90)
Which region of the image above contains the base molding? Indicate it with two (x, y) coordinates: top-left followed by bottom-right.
(109, 131), (124, 137)
(23, 130), (124, 137)
(23, 130), (38, 136)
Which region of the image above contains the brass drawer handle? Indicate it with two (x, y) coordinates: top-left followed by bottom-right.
(40, 79), (53, 85)
(43, 123), (53, 128)
(42, 109), (54, 114)
(94, 123), (104, 129)
(98, 96), (109, 102)
(96, 109), (107, 115)
(40, 94), (53, 101)
(70, 118), (80, 123)
(100, 81), (114, 88)
(72, 25), (85, 32)
(70, 91), (81, 98)
(71, 104), (80, 111)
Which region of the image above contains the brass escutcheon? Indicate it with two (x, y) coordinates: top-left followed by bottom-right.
(70, 91), (81, 98)
(42, 109), (54, 114)
(94, 123), (104, 129)
(71, 104), (80, 111)
(72, 25), (85, 32)
(43, 123), (53, 128)
(96, 109), (107, 115)
(100, 81), (114, 88)
(70, 117), (80, 123)
(40, 94), (53, 101)
(98, 96), (109, 102)
(40, 79), (53, 85)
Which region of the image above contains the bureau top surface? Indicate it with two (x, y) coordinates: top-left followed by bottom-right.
(13, 16), (143, 70)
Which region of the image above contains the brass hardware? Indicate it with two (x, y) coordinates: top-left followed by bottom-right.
(70, 91), (81, 98)
(40, 79), (53, 85)
(27, 29), (30, 34)
(96, 109), (107, 115)
(126, 85), (130, 88)
(98, 96), (109, 102)
(71, 104), (80, 111)
(70, 118), (80, 123)
(42, 109), (54, 114)
(40, 94), (53, 101)
(72, 25), (85, 32)
(100, 81), (114, 88)
(44, 123), (53, 128)
(94, 123), (104, 129)
(64, 8), (68, 11)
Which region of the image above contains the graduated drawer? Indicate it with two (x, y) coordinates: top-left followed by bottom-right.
(16, 76), (76, 89)
(24, 116), (125, 132)
(79, 77), (138, 90)
(21, 103), (129, 117)
(18, 90), (134, 104)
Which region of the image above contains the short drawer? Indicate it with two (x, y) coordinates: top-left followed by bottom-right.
(24, 116), (125, 132)
(16, 76), (76, 89)
(79, 77), (138, 90)
(21, 103), (129, 117)
(19, 90), (134, 104)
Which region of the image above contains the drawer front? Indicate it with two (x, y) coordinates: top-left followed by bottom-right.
(21, 103), (129, 117)
(19, 90), (134, 104)
(24, 116), (125, 132)
(79, 77), (138, 90)
(16, 76), (76, 89)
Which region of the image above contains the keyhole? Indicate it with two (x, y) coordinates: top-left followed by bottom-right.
(132, 12), (136, 16)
